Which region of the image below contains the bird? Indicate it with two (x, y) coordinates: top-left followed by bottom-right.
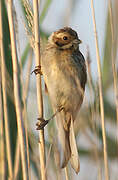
(38, 27), (87, 173)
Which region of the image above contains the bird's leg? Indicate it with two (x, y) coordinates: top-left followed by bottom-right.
(36, 107), (64, 130)
(31, 65), (43, 75)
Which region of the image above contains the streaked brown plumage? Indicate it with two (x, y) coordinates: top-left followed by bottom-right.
(41, 27), (87, 173)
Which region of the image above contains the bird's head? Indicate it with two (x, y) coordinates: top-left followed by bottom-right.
(48, 27), (82, 50)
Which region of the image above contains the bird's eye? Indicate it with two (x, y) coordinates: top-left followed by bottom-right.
(63, 36), (68, 40)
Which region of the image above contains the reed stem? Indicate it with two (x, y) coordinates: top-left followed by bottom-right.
(7, 0), (29, 179)
(65, 167), (69, 180)
(90, 1), (109, 179)
(0, 2), (13, 178)
(13, 136), (20, 179)
(33, 0), (46, 179)
(0, 66), (6, 180)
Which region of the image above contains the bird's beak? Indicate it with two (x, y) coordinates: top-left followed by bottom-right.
(78, 39), (82, 44)
(74, 39), (82, 44)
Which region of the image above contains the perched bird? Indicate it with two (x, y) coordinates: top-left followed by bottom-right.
(40, 27), (87, 173)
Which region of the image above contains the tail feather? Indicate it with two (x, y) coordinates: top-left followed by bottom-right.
(56, 111), (71, 168)
(61, 129), (71, 168)
(56, 111), (80, 173)
(70, 118), (80, 173)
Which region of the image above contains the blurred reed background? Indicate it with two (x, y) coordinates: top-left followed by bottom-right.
(0, 0), (118, 179)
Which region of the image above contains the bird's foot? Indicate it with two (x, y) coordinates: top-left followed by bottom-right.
(36, 107), (64, 130)
(36, 118), (49, 130)
(31, 65), (43, 75)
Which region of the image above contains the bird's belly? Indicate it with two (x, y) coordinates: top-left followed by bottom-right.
(44, 68), (83, 113)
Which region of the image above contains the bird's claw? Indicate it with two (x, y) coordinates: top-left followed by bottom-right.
(36, 107), (64, 130)
(36, 118), (49, 130)
(31, 65), (43, 75)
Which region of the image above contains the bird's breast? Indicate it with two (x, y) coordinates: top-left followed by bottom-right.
(42, 50), (84, 112)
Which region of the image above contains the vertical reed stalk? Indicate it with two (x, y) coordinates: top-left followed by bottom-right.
(22, 49), (33, 180)
(90, 1), (109, 180)
(7, 0), (29, 179)
(14, 52), (32, 179)
(0, 2), (13, 179)
(108, 0), (118, 149)
(33, 0), (46, 180)
(0, 74), (6, 180)
(14, 136), (20, 179)
(65, 167), (69, 180)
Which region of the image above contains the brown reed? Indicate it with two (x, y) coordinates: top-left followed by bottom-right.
(7, 0), (29, 179)
(13, 136), (20, 179)
(0, 80), (6, 179)
(33, 0), (46, 179)
(90, 0), (109, 180)
(0, 2), (13, 178)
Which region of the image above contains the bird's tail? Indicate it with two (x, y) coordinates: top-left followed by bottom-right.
(56, 111), (71, 168)
(56, 111), (80, 173)
(70, 118), (80, 173)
